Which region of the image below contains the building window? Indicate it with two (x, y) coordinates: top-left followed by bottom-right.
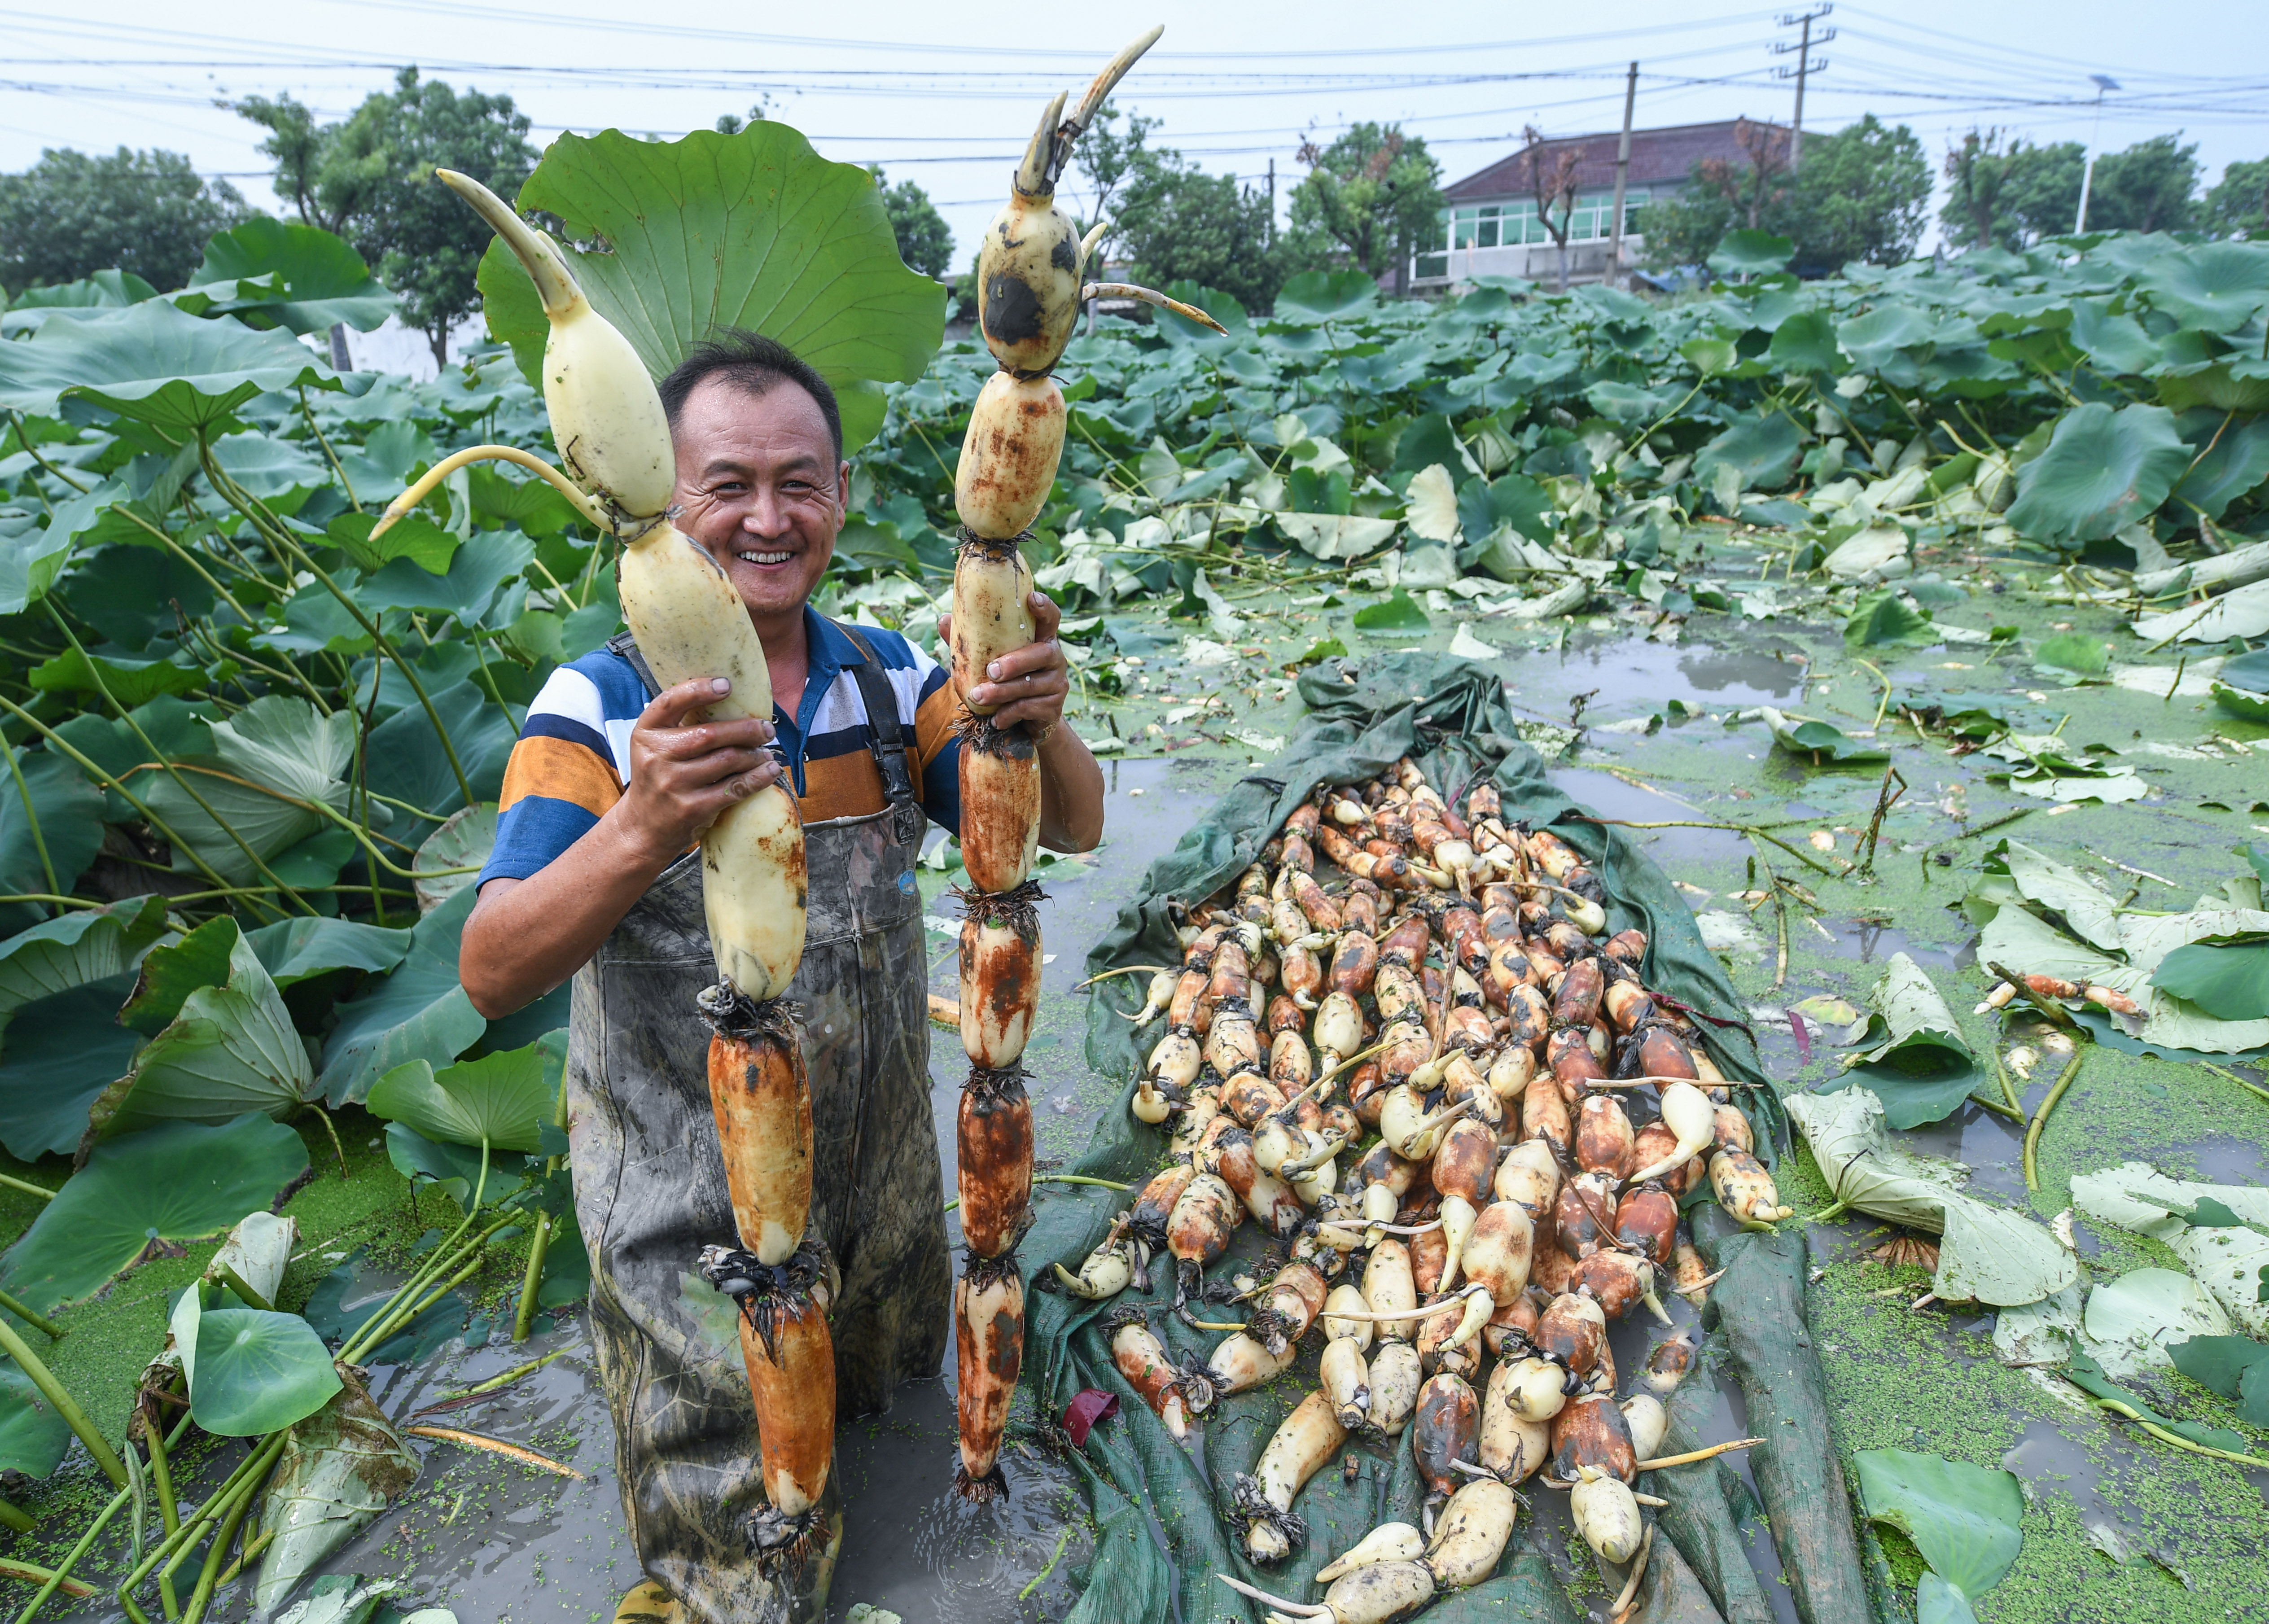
(1420, 186), (1655, 275)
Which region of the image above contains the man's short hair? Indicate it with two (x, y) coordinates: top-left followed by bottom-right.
(658, 328), (843, 463)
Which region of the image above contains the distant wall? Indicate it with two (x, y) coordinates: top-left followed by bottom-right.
(1411, 234), (1649, 291)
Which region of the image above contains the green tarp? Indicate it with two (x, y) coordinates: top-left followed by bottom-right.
(1013, 652), (1870, 1624)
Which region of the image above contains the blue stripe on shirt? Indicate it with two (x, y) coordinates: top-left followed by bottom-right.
(482, 795), (601, 884)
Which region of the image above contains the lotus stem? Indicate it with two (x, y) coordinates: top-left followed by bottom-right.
(418, 1349), (570, 1414)
(1073, 964), (1169, 988)
(0, 1317), (123, 1488)
(1637, 1437), (1764, 1471)
(372, 444), (607, 538)
(0, 1564), (88, 1601)
(1213, 1574), (1324, 1616)
(513, 1211), (553, 1343)
(1081, 283), (1228, 333)
(211, 1263), (272, 1313)
(1018, 1523), (1077, 1601)
(406, 1426), (584, 1480)
(178, 1452), (266, 1624)
(131, 1431), (289, 1600)
(13, 1484), (125, 1624)
(2022, 1048), (2083, 1192)
(0, 1287), (60, 1339)
(142, 1423), (180, 1618)
(1609, 1522), (1654, 1620)
(208, 1527), (275, 1593)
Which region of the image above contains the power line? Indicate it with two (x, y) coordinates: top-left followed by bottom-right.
(303, 0), (1785, 61)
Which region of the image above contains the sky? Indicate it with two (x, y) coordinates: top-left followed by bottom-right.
(4, 0), (2265, 271)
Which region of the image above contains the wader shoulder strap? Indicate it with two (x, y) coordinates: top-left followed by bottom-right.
(604, 631), (663, 701)
(830, 621), (926, 844)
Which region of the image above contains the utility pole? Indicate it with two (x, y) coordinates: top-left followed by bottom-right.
(2075, 73), (2120, 232)
(1607, 62), (1638, 288)
(1267, 157), (1276, 246)
(1774, 6), (1834, 171)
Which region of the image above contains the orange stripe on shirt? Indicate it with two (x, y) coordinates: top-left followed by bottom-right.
(499, 733), (623, 820)
(797, 750), (892, 825)
(914, 682), (958, 777)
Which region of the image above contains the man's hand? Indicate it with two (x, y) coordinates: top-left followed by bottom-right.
(613, 676), (781, 863)
(938, 591), (1071, 737)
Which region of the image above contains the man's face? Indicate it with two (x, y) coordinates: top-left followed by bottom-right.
(670, 374), (849, 623)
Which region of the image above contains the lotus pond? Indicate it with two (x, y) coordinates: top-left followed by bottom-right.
(0, 119), (2264, 1620)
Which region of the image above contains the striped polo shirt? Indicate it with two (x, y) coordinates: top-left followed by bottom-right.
(479, 608), (961, 886)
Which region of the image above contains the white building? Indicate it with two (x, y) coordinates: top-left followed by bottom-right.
(1415, 119), (1780, 290)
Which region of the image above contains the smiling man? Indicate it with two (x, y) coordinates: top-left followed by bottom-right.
(459, 330), (1102, 1624)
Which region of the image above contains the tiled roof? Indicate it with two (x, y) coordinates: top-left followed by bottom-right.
(1445, 119), (1782, 202)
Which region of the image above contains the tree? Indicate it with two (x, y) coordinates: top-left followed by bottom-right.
(867, 169), (954, 280)
(1286, 123), (1443, 294)
(1939, 129), (2084, 251)
(1641, 115), (1927, 273)
(1119, 167), (1284, 314)
(238, 68), (536, 368)
(712, 96), (776, 136)
(1069, 103), (1169, 269)
(1787, 114), (1931, 270)
(2203, 157), (2269, 238)
(1637, 176), (1740, 271)
(0, 147), (248, 296)
(1064, 106), (1291, 312)
(1641, 120), (1792, 270)
(2087, 133), (2200, 233)
(1515, 129), (1585, 292)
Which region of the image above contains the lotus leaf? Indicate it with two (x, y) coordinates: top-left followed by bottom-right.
(1761, 709), (1887, 766)
(1824, 953), (1979, 1128)
(1708, 230), (1795, 277)
(1693, 414), (1800, 492)
(1274, 270), (1380, 323)
(85, 922), (315, 1143)
(320, 884), (486, 1106)
(140, 696), (355, 886)
(0, 894), (169, 1022)
(2167, 1335), (2269, 1426)
(0, 1359), (70, 1482)
(0, 300), (337, 433)
(254, 1367), (420, 1617)
(1786, 1089), (2075, 1306)
(206, 1209), (298, 1308)
(1351, 588), (1430, 634)
(273, 1575), (399, 1624)
(2151, 937), (2269, 1021)
(1844, 591), (1937, 648)
(366, 1038), (555, 1154)
(0, 1113), (308, 1313)
(245, 917), (415, 988)
(172, 1293), (343, 1436)
(0, 972), (140, 1159)
(2132, 577), (2269, 643)
(183, 218), (397, 336)
(1856, 1449), (2023, 1600)
(2134, 241), (2269, 333)
(2082, 1266), (2234, 1374)
(2005, 402), (2188, 545)
(0, 742), (103, 924)
(478, 124), (942, 451)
